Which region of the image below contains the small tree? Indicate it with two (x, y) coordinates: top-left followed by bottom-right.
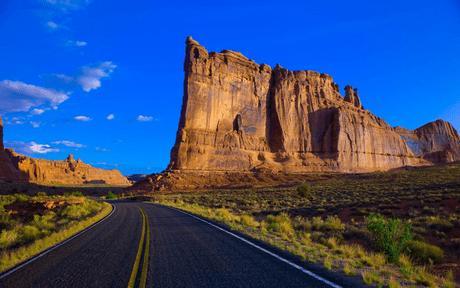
(296, 183), (313, 197)
(367, 214), (412, 263)
(106, 191), (117, 200)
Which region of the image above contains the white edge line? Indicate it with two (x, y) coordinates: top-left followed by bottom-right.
(162, 205), (342, 288)
(0, 203), (116, 280)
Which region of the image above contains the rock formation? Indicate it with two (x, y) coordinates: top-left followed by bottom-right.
(0, 118), (130, 186)
(131, 37), (460, 192)
(396, 120), (460, 163)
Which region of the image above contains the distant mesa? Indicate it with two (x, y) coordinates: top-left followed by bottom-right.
(0, 118), (130, 186)
(130, 37), (460, 192)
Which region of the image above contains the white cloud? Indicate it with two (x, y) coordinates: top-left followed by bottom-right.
(67, 40), (87, 47)
(30, 142), (58, 154)
(75, 40), (87, 47)
(137, 115), (153, 122)
(77, 62), (117, 92)
(30, 121), (41, 128)
(95, 147), (109, 152)
(106, 113), (115, 120)
(46, 21), (59, 30)
(46, 0), (91, 10)
(52, 140), (85, 148)
(74, 115), (91, 122)
(31, 108), (45, 115)
(0, 80), (68, 114)
(7, 141), (59, 154)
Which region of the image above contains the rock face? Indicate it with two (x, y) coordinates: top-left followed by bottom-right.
(0, 118), (130, 186)
(131, 37), (460, 191)
(396, 120), (460, 163)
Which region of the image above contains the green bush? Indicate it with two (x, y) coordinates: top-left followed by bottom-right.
(239, 214), (259, 227)
(323, 216), (345, 232)
(266, 213), (294, 238)
(106, 191), (117, 200)
(0, 229), (19, 249)
(35, 192), (47, 197)
(407, 240), (444, 264)
(61, 205), (91, 220)
(296, 183), (313, 197)
(21, 225), (41, 242)
(366, 214), (412, 263)
(31, 212), (56, 232)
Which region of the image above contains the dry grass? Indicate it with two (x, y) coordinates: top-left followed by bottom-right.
(0, 193), (111, 272)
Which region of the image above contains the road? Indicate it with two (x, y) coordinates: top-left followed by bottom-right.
(0, 201), (360, 288)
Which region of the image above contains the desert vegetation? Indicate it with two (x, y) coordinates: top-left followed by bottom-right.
(153, 163), (460, 287)
(0, 192), (111, 272)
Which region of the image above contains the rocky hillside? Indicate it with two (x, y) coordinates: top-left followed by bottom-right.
(131, 37), (459, 192)
(0, 118), (130, 186)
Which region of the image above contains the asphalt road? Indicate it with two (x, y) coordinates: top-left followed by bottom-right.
(0, 201), (359, 288)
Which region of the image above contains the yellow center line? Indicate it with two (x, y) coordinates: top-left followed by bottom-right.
(139, 209), (150, 288)
(127, 208), (147, 288)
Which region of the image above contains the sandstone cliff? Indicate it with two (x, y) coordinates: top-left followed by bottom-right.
(131, 37), (459, 192)
(0, 118), (130, 186)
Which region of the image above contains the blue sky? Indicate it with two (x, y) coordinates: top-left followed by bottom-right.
(0, 0), (459, 175)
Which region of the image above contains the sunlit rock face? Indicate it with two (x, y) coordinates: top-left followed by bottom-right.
(168, 37), (459, 174)
(0, 118), (130, 185)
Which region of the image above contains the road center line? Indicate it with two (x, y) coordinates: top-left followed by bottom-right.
(128, 208), (146, 288)
(128, 207), (150, 288)
(163, 205), (342, 288)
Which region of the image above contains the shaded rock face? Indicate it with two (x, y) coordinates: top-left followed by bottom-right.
(166, 37), (460, 177)
(0, 118), (130, 186)
(396, 120), (460, 163)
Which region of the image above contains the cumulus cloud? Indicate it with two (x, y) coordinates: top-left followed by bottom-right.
(52, 140), (85, 148)
(0, 80), (69, 114)
(31, 108), (45, 115)
(67, 40), (87, 47)
(77, 62), (117, 92)
(106, 113), (115, 120)
(74, 115), (91, 122)
(7, 141), (59, 154)
(57, 62), (117, 93)
(137, 115), (153, 122)
(46, 0), (91, 10)
(46, 21), (60, 30)
(30, 121), (41, 128)
(95, 147), (109, 152)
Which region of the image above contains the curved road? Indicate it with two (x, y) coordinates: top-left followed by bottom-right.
(0, 201), (361, 288)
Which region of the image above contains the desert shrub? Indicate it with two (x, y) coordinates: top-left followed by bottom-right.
(361, 270), (383, 285)
(323, 256), (333, 270)
(296, 183), (313, 197)
(407, 240), (444, 264)
(14, 194), (29, 202)
(366, 214), (412, 263)
(0, 213), (15, 229)
(0, 229), (19, 249)
(215, 208), (236, 221)
(61, 204), (91, 220)
(388, 277), (401, 288)
(31, 212), (56, 231)
(21, 225), (41, 242)
(106, 191), (117, 200)
(239, 214), (259, 227)
(266, 213), (294, 238)
(398, 254), (414, 277)
(294, 216), (312, 232)
(323, 216), (345, 233)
